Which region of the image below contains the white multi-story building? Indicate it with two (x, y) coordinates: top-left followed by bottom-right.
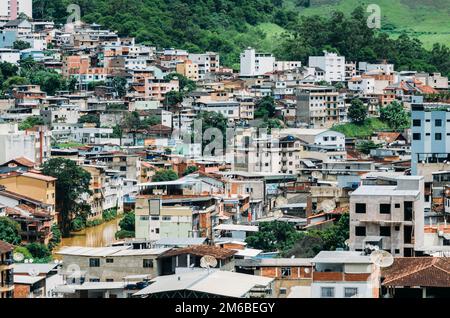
(309, 52), (346, 83)
(349, 173), (424, 257)
(240, 48), (275, 77)
(0, 0), (32, 20)
(0, 123), (35, 164)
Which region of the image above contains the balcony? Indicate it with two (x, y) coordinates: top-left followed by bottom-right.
(313, 272), (371, 282)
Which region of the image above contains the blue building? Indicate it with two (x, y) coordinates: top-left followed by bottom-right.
(411, 102), (450, 176)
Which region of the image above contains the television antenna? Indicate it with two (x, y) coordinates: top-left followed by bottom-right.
(370, 250), (394, 268)
(200, 255), (218, 270)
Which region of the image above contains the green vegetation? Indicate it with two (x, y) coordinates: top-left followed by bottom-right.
(152, 169), (179, 182)
(246, 214), (350, 256)
(102, 208), (118, 222)
(18, 116), (45, 130)
(13, 243), (52, 263)
(115, 212), (135, 239)
(285, 214), (350, 257)
(54, 142), (85, 149)
(31, 1), (450, 75)
(42, 158), (92, 236)
(357, 140), (380, 155)
(164, 73), (197, 93)
(48, 224), (62, 250)
(255, 96), (276, 119)
(183, 166), (199, 176)
(332, 118), (389, 138)
(78, 114), (100, 127)
(13, 40), (31, 50)
(0, 217), (21, 245)
(347, 98), (368, 124)
(380, 101), (410, 131)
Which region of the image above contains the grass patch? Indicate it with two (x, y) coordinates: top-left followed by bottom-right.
(331, 118), (390, 138)
(54, 142), (85, 149)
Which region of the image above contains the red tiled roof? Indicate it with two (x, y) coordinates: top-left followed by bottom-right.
(382, 257), (450, 287)
(0, 240), (13, 253)
(1, 157), (35, 168)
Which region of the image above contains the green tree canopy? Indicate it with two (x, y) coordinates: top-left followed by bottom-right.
(357, 140), (380, 155)
(19, 116), (45, 130)
(183, 166), (199, 176)
(119, 212), (135, 232)
(0, 217), (21, 245)
(245, 221), (302, 253)
(41, 158), (92, 236)
(348, 98), (367, 124)
(254, 96), (276, 119)
(380, 101), (410, 131)
(152, 169), (179, 182)
(164, 73), (196, 93)
(13, 40), (31, 50)
(78, 114), (100, 127)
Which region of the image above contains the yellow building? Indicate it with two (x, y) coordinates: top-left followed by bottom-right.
(82, 165), (106, 220)
(176, 60), (199, 81)
(0, 172), (56, 215)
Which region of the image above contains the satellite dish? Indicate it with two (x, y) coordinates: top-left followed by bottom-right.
(200, 255), (218, 269)
(13, 252), (24, 262)
(28, 267), (39, 277)
(320, 200), (336, 213)
(344, 239), (350, 247)
(304, 268), (310, 274)
(311, 171), (322, 180)
(370, 250), (394, 268)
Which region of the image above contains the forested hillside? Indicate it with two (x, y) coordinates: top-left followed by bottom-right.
(31, 0), (450, 75)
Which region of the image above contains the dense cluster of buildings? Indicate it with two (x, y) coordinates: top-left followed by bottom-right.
(0, 8), (449, 299)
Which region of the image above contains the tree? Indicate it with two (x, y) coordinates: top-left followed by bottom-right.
(284, 234), (325, 258)
(41, 158), (92, 236)
(13, 40), (31, 50)
(78, 114), (100, 127)
(164, 91), (184, 108)
(348, 98), (367, 124)
(18, 116), (45, 130)
(152, 169), (179, 182)
(119, 212), (135, 232)
(0, 217), (21, 245)
(183, 166), (199, 176)
(111, 76), (127, 98)
(357, 140), (379, 155)
(254, 96), (276, 119)
(26, 243), (51, 260)
(380, 101), (410, 131)
(245, 221), (302, 252)
(2, 76), (28, 94)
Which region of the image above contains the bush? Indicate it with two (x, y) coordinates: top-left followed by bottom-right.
(13, 246), (32, 261)
(102, 208), (118, 222)
(119, 212), (135, 232)
(26, 243), (51, 260)
(70, 216), (86, 232)
(86, 219), (103, 228)
(48, 224), (62, 250)
(115, 230), (135, 239)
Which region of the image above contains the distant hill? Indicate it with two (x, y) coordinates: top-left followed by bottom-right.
(32, 0), (450, 69)
(287, 0), (450, 48)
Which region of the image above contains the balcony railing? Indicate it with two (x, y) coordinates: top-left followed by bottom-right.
(313, 272), (371, 282)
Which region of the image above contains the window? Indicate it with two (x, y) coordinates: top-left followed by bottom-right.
(380, 226), (391, 237)
(89, 258), (100, 267)
(412, 133), (421, 141)
(395, 203), (400, 209)
(435, 133), (442, 140)
(321, 287), (335, 298)
(106, 258), (114, 263)
(344, 288), (358, 298)
(355, 226), (366, 236)
(355, 203), (366, 214)
(279, 288), (287, 295)
(379, 204), (391, 214)
(162, 216), (171, 221)
(106, 278), (114, 282)
(435, 119), (442, 127)
(143, 259), (154, 268)
(281, 267), (291, 278)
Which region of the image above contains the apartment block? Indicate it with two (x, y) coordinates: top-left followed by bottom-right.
(0, 241), (14, 298)
(349, 174), (424, 257)
(309, 52), (345, 83)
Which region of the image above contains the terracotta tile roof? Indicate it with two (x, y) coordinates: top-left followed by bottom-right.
(22, 172), (56, 182)
(376, 132), (404, 144)
(0, 240), (13, 253)
(382, 257), (450, 287)
(1, 157), (35, 168)
(160, 245), (237, 260)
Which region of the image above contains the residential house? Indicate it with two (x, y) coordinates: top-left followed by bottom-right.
(0, 240), (14, 298)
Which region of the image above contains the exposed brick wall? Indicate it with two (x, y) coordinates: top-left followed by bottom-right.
(13, 284), (30, 298)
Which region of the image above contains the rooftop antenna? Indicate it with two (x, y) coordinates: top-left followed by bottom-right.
(370, 250), (394, 268)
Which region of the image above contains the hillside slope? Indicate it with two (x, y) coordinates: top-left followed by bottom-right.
(287, 0), (450, 48)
